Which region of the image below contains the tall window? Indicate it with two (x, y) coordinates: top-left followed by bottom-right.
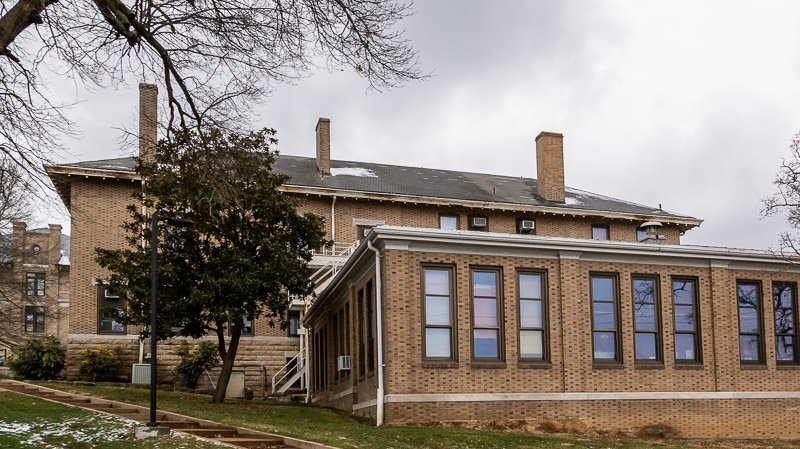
(773, 282), (799, 364)
(24, 305), (45, 333)
(439, 214), (458, 231)
(333, 311), (340, 381)
(26, 272), (45, 296)
(357, 288), (365, 377)
(472, 269), (503, 361)
(518, 271), (546, 361)
(632, 276), (660, 363)
(97, 286), (125, 334)
(590, 274), (620, 362)
(737, 281), (764, 363)
(591, 225), (610, 241)
(288, 311), (300, 337)
(423, 266), (455, 360)
(672, 278), (700, 363)
(636, 228), (647, 242)
(366, 280), (375, 374)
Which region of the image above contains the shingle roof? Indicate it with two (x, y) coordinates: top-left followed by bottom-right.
(50, 154), (698, 223)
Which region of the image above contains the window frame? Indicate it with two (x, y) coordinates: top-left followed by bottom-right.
(516, 269), (548, 362)
(772, 281), (799, 365)
(421, 264), (458, 363)
(631, 274), (662, 365)
(671, 276), (702, 364)
(97, 285), (126, 335)
(288, 311), (301, 337)
(589, 272), (622, 364)
(24, 305), (45, 333)
(516, 218), (537, 235)
(26, 272), (45, 297)
(591, 224), (610, 241)
(438, 213), (460, 231)
(467, 214), (489, 232)
(636, 227), (647, 242)
(470, 266), (504, 363)
(357, 287), (365, 378)
(366, 279), (375, 375)
(736, 280), (765, 365)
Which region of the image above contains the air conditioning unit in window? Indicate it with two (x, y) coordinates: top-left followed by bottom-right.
(470, 216), (487, 228)
(337, 355), (351, 371)
(518, 220), (535, 233)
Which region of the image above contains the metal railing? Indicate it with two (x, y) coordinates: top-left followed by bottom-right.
(311, 241), (361, 257)
(271, 347), (305, 395)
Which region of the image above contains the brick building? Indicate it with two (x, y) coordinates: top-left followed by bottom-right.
(42, 83), (800, 436)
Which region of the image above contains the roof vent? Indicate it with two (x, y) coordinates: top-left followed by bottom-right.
(640, 221), (665, 244)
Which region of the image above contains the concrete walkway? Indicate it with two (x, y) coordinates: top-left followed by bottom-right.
(0, 380), (337, 449)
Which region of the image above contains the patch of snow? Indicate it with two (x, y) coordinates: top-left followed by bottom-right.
(330, 167), (378, 178)
(564, 197), (583, 205)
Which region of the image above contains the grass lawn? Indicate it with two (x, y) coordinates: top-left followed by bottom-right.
(36, 382), (800, 449)
(0, 390), (223, 448)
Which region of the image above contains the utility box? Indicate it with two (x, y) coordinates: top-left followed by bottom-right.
(131, 364), (151, 385)
(225, 371), (246, 398)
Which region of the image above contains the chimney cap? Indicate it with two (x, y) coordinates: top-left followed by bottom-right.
(316, 117), (330, 129)
(535, 131), (563, 141)
(139, 83), (158, 91)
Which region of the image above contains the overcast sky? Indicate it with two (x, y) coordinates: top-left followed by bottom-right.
(38, 1), (800, 250)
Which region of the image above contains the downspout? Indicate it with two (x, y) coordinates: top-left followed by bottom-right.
(305, 324), (313, 404)
(331, 196), (337, 242)
(366, 240), (385, 426)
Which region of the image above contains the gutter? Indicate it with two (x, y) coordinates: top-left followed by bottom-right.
(366, 240), (385, 426)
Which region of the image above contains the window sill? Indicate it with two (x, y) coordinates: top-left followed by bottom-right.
(592, 362), (624, 370)
(634, 363), (664, 370)
(674, 363), (705, 370)
(740, 363), (767, 370)
(470, 361), (507, 369)
(776, 364), (800, 370)
(518, 361), (551, 369)
(422, 361), (459, 369)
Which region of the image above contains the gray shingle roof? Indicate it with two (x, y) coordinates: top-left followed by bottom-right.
(54, 154), (697, 222)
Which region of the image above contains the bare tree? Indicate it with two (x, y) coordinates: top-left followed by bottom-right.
(1, 0), (424, 177)
(0, 159), (31, 230)
(763, 131), (800, 255)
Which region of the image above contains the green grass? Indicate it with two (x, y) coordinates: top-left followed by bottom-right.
(0, 390), (222, 448)
(34, 382), (800, 449)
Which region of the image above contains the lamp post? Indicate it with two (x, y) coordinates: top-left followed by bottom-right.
(148, 213), (194, 428)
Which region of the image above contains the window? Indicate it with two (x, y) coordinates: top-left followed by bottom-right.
(423, 266), (456, 360)
(0, 349), (6, 365)
(357, 288), (365, 377)
(632, 276), (661, 363)
(366, 280), (375, 374)
(591, 225), (610, 241)
(471, 268), (503, 361)
(241, 314), (253, 335)
(288, 311), (300, 337)
(356, 225), (373, 241)
(773, 282), (799, 364)
(590, 274), (620, 362)
(636, 228), (647, 242)
(468, 215), (488, 231)
(333, 310), (340, 381)
(518, 271), (546, 361)
(24, 305), (45, 333)
(517, 219), (536, 235)
(439, 214), (459, 231)
(737, 281), (764, 363)
(26, 272), (45, 296)
(672, 278), (701, 363)
(97, 286), (125, 334)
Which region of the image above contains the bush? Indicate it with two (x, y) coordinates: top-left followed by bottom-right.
(8, 336), (65, 380)
(175, 341), (220, 389)
(79, 346), (121, 382)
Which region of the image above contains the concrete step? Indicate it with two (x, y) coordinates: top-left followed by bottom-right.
(183, 428), (239, 438)
(215, 437), (286, 448)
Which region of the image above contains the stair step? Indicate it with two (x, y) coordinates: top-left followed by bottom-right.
(183, 428), (239, 438)
(215, 437), (285, 448)
(156, 420), (200, 429)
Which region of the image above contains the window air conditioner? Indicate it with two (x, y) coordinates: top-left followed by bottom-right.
(519, 220), (535, 232)
(337, 355), (351, 371)
(470, 217), (487, 228)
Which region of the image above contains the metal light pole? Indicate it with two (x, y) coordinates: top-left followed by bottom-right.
(148, 213), (193, 428)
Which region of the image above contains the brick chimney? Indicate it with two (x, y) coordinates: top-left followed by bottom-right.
(139, 83), (158, 162)
(535, 131), (565, 203)
(316, 117), (331, 175)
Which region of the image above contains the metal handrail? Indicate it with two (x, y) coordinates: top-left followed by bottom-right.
(271, 347), (305, 394)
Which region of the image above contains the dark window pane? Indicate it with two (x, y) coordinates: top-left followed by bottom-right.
(425, 296), (451, 326)
(637, 228), (647, 242)
(474, 297), (498, 327)
(473, 272), (497, 297)
(473, 329), (499, 358)
(633, 279), (655, 304)
(738, 284), (758, 307)
(738, 306), (759, 333)
(519, 274), (542, 299)
(635, 333), (658, 360)
(775, 307), (795, 334)
(592, 302), (615, 329)
(593, 331), (616, 360)
(634, 303), (657, 331)
(674, 305), (696, 331)
(439, 215), (458, 230)
(739, 335), (761, 361)
(591, 277), (614, 302)
(776, 336), (795, 362)
(425, 328), (451, 358)
(520, 330), (544, 359)
(520, 299), (542, 328)
(425, 269), (450, 296)
(673, 281), (695, 305)
(592, 226), (609, 240)
(674, 334), (697, 361)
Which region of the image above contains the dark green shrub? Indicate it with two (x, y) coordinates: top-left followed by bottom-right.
(175, 341), (220, 389)
(8, 336), (65, 380)
(79, 346), (121, 382)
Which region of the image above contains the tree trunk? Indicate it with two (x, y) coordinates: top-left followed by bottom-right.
(212, 328), (241, 403)
(0, 0), (54, 57)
